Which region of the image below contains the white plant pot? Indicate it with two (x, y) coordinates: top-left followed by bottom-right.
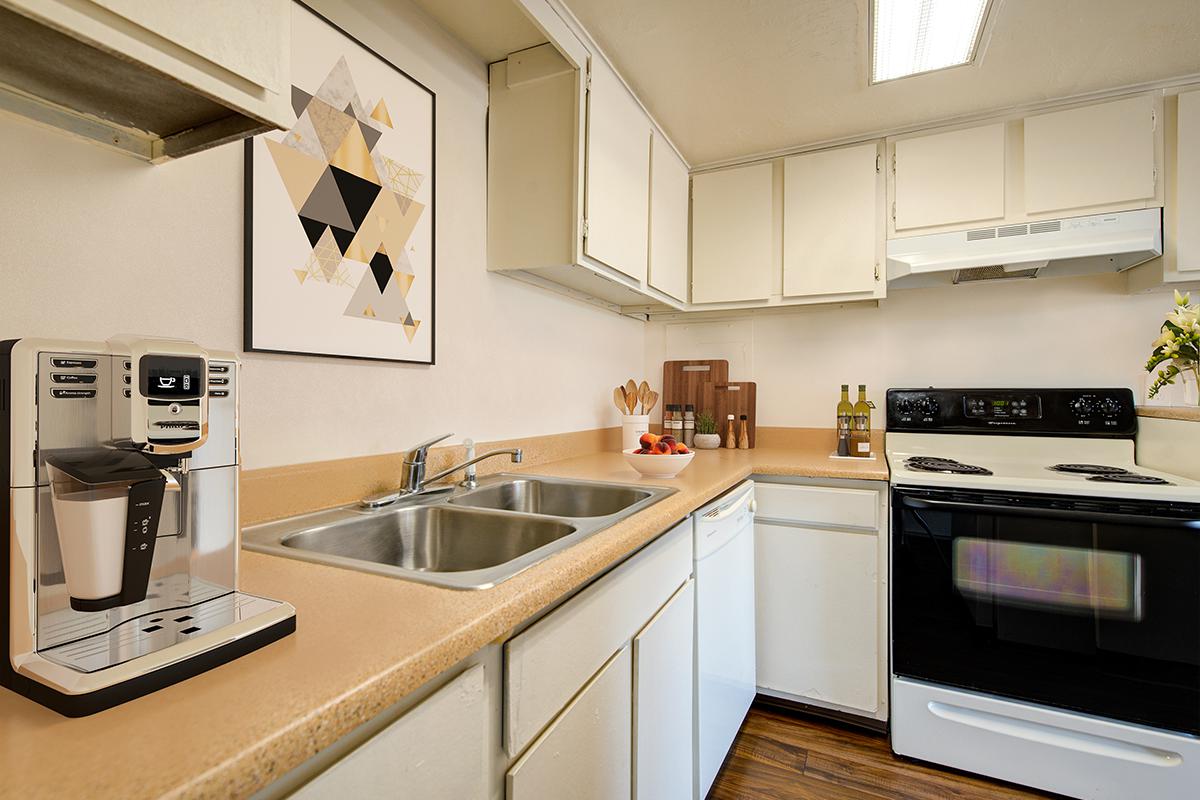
(693, 433), (721, 450)
(621, 414), (650, 451)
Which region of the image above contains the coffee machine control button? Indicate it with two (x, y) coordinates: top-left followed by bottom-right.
(208, 363), (230, 374)
(51, 372), (96, 384)
(209, 376), (229, 386)
(168, 402), (183, 416)
(123, 360), (132, 370)
(51, 358), (97, 369)
(51, 388), (96, 399)
(123, 388), (132, 399)
(209, 389), (229, 398)
(122, 374), (131, 385)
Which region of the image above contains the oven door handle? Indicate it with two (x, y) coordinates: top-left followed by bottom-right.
(901, 495), (1200, 529)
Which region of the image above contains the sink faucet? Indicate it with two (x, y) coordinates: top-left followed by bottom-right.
(361, 433), (523, 508)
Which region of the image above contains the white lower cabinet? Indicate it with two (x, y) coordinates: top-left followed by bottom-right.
(507, 646), (633, 800)
(293, 663), (488, 799)
(273, 520), (699, 800)
(753, 480), (888, 721)
(633, 579), (695, 800)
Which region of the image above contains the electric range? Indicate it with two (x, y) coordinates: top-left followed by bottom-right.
(884, 387), (1200, 800)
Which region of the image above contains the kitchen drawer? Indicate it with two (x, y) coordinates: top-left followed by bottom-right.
(754, 482), (879, 531)
(504, 520), (692, 756)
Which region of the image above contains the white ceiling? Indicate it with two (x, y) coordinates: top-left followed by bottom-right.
(560, 0), (1200, 166)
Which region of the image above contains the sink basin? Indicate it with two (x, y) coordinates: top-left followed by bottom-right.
(280, 505), (576, 573)
(242, 474), (675, 590)
(449, 478), (652, 518)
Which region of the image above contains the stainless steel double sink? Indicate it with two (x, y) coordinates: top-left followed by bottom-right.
(242, 475), (676, 590)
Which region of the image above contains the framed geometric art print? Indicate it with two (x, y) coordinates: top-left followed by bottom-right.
(245, 2), (435, 364)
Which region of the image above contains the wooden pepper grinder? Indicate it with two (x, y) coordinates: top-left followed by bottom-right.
(725, 414), (737, 449)
(738, 414), (750, 449)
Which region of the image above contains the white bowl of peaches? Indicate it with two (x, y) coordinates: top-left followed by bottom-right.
(622, 433), (695, 479)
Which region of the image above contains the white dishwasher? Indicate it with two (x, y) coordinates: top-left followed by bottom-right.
(693, 480), (756, 797)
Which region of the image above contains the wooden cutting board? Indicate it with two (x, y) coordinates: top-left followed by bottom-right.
(662, 360), (729, 416)
(699, 381), (757, 448)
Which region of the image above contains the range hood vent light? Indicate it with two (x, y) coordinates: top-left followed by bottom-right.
(887, 209), (1162, 289)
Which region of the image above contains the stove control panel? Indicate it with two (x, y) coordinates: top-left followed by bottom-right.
(964, 393), (1043, 420)
(887, 388), (1137, 437)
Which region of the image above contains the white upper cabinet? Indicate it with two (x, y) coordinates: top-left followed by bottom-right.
(1173, 90), (1200, 274)
(0, 0), (291, 161)
(783, 142), (883, 298)
(648, 131), (691, 302)
(584, 57), (652, 283)
(1023, 95), (1158, 215)
(691, 162), (775, 303)
(892, 123), (1007, 232)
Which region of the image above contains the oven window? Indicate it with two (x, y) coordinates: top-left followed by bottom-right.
(952, 538), (1142, 619)
(892, 489), (1200, 736)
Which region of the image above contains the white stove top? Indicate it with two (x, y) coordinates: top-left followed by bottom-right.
(886, 432), (1200, 503)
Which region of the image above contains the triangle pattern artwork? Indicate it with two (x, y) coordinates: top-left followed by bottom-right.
(264, 48), (427, 348)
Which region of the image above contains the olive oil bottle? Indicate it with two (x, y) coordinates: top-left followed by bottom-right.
(851, 384), (872, 457)
(836, 385), (853, 456)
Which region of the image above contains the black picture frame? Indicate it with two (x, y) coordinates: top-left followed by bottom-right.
(244, 2), (436, 365)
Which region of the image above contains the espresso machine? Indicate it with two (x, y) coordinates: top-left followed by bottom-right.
(1, 335), (295, 716)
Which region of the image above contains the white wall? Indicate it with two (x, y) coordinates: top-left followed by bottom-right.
(0, 0), (645, 470)
(645, 274), (1174, 428)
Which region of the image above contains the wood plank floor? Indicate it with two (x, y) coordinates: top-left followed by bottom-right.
(709, 704), (1061, 800)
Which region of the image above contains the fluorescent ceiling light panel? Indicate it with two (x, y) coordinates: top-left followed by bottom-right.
(872, 0), (990, 83)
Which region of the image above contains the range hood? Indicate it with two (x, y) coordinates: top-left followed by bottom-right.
(886, 209), (1163, 288)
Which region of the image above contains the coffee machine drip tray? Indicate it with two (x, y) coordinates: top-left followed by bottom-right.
(38, 591), (287, 674)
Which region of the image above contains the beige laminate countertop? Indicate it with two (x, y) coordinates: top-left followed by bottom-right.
(0, 444), (887, 800)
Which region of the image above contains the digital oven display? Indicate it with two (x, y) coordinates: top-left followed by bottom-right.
(139, 356), (205, 399)
(965, 394), (1041, 419)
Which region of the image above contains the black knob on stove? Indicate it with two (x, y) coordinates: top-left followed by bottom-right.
(1071, 397), (1096, 416)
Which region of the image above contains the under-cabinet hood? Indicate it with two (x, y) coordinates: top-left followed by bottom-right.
(886, 209), (1162, 288)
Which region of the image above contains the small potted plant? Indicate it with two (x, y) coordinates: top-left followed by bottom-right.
(693, 410), (721, 449)
(1145, 290), (1200, 406)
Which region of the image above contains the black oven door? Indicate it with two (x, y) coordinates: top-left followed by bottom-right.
(892, 486), (1200, 735)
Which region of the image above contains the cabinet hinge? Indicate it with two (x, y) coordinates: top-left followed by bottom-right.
(584, 64), (592, 92)
(1151, 109), (1157, 132)
(582, 219), (589, 238)
(891, 201), (896, 222)
(874, 263), (880, 281)
(891, 152), (897, 173)
(1152, 166), (1158, 188)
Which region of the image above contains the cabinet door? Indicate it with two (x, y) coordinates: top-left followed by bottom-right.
(784, 143), (880, 297)
(893, 123), (1006, 231)
(584, 57), (651, 282)
(294, 664), (487, 798)
(507, 646), (632, 800)
(633, 579), (694, 800)
(755, 523), (880, 714)
(691, 162), (774, 303)
(648, 132), (690, 301)
(1177, 90), (1200, 273)
(1024, 95), (1157, 214)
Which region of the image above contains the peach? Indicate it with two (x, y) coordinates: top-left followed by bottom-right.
(639, 432), (660, 449)
(674, 444), (690, 454)
(653, 440), (672, 455)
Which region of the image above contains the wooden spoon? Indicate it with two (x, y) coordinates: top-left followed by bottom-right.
(644, 390), (659, 415)
(638, 380), (650, 413)
(613, 386), (628, 414)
